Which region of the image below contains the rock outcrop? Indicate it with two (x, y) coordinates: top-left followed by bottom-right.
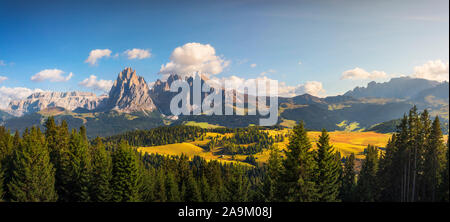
(103, 67), (156, 113)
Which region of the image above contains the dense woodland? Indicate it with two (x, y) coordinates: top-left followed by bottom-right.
(0, 106), (448, 202)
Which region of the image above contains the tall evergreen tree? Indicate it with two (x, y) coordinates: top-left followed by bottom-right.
(90, 137), (112, 202)
(279, 121), (317, 202)
(263, 145), (283, 202)
(7, 127), (57, 202)
(422, 116), (446, 201)
(315, 129), (341, 202)
(185, 172), (202, 202)
(111, 141), (139, 202)
(356, 145), (379, 202)
(440, 140), (449, 202)
(340, 153), (356, 202)
(60, 129), (91, 202)
(166, 171), (180, 202)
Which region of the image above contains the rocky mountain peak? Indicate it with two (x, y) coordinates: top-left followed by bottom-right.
(104, 67), (156, 113)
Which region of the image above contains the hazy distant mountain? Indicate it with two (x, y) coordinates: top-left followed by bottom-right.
(344, 77), (443, 99)
(0, 110), (13, 121)
(8, 91), (107, 116)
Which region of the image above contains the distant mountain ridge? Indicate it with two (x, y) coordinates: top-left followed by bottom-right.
(0, 67), (448, 137)
(344, 77), (448, 101)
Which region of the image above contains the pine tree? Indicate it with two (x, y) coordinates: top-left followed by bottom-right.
(60, 129), (91, 202)
(440, 140), (449, 202)
(315, 129), (341, 202)
(111, 141), (139, 202)
(185, 172), (202, 202)
(423, 116), (446, 201)
(7, 127), (57, 202)
(166, 171), (180, 202)
(226, 166), (249, 202)
(90, 137), (112, 202)
(279, 121), (317, 202)
(263, 145), (282, 202)
(356, 145), (379, 202)
(0, 161), (4, 201)
(340, 153), (356, 202)
(154, 168), (167, 202)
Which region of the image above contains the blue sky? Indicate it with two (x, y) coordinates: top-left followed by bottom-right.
(0, 0), (448, 101)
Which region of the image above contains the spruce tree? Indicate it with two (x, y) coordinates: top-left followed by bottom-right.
(154, 169), (167, 202)
(7, 127), (57, 202)
(185, 172), (202, 202)
(111, 141), (139, 202)
(166, 171), (180, 202)
(340, 153), (356, 202)
(279, 121), (317, 202)
(423, 116), (446, 201)
(263, 145), (282, 202)
(90, 137), (112, 202)
(315, 129), (341, 202)
(226, 166), (250, 202)
(356, 145), (379, 202)
(61, 129), (91, 202)
(440, 140), (449, 202)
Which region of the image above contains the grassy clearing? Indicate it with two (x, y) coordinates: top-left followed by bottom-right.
(184, 121), (224, 129)
(138, 142), (252, 166)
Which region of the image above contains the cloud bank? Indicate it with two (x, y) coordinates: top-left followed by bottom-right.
(0, 86), (45, 109)
(412, 60), (449, 82)
(79, 75), (113, 92)
(31, 69), (73, 82)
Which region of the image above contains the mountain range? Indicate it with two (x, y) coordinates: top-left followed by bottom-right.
(0, 67), (448, 137)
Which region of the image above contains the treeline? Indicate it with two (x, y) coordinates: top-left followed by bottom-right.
(103, 126), (206, 147)
(0, 117), (259, 201)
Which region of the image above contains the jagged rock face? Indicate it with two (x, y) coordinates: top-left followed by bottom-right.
(8, 91), (107, 116)
(105, 67), (156, 113)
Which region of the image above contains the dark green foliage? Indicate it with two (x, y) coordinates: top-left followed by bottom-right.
(7, 127), (57, 202)
(90, 137), (112, 202)
(111, 141), (139, 202)
(315, 129), (342, 202)
(278, 121), (318, 202)
(356, 145), (379, 202)
(340, 153), (356, 202)
(263, 146), (283, 202)
(422, 116), (446, 201)
(440, 141), (449, 202)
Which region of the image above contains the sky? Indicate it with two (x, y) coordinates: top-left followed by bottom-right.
(0, 0), (448, 108)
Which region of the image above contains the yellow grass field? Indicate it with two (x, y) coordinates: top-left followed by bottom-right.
(137, 142), (252, 166)
(137, 129), (447, 165)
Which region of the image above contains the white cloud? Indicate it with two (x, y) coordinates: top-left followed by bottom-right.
(0, 76), (7, 83)
(298, 60), (302, 65)
(0, 60), (5, 66)
(412, 60), (449, 82)
(259, 69), (276, 76)
(0, 86), (45, 109)
(124, 48), (151, 60)
(341, 67), (387, 80)
(31, 69), (73, 82)
(79, 75), (113, 92)
(250, 63), (257, 68)
(159, 42), (230, 77)
(85, 49), (112, 65)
